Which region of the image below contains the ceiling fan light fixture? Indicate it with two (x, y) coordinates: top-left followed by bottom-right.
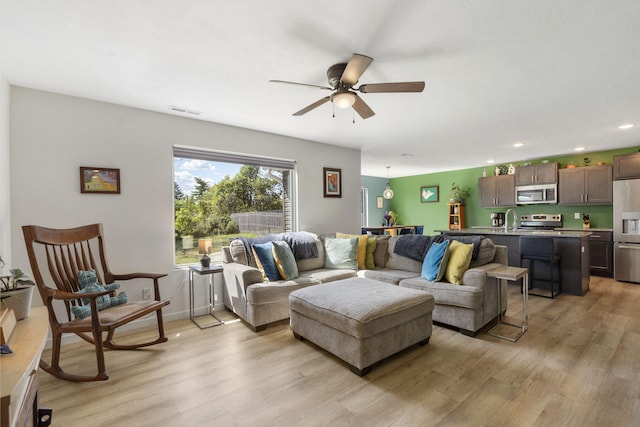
(332, 92), (356, 109)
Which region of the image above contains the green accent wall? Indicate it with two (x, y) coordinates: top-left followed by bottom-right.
(368, 146), (639, 234)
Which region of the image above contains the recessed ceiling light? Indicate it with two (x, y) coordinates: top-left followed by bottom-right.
(487, 159), (495, 164)
(574, 146), (586, 151)
(513, 142), (524, 147)
(618, 123), (635, 129)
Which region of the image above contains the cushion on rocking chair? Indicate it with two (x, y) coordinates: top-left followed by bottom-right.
(71, 270), (128, 319)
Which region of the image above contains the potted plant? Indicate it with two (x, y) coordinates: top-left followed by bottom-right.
(0, 256), (36, 320)
(449, 183), (471, 204)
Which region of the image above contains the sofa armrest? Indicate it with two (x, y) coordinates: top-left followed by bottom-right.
(222, 262), (264, 292)
(492, 244), (508, 266)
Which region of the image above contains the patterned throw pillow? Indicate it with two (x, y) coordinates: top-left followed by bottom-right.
(252, 242), (282, 282)
(271, 241), (298, 280)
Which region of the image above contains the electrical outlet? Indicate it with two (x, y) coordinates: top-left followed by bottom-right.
(574, 212), (581, 219)
(142, 287), (152, 300)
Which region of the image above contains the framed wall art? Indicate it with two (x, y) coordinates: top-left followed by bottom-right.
(323, 167), (342, 198)
(420, 185), (439, 203)
(80, 167), (121, 194)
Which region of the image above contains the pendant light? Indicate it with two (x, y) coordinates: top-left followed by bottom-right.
(383, 166), (394, 199)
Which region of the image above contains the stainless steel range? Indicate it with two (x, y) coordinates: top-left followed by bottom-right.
(518, 214), (562, 230)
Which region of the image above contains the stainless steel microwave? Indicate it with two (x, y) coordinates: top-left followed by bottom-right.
(515, 184), (557, 205)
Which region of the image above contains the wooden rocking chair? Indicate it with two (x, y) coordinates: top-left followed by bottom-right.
(22, 224), (170, 382)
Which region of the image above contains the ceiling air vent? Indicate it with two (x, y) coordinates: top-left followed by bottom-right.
(169, 105), (202, 116)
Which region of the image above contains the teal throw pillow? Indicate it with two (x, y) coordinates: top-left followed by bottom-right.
(421, 240), (451, 282)
(272, 241), (298, 280)
(324, 237), (358, 269)
(252, 242), (282, 282)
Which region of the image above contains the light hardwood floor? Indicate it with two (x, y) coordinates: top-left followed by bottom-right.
(38, 276), (640, 426)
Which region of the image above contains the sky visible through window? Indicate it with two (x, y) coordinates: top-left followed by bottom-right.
(174, 158), (242, 195)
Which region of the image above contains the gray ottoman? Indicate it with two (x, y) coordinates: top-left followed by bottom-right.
(289, 277), (435, 376)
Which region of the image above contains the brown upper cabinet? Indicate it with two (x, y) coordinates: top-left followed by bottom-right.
(478, 175), (516, 207)
(613, 152), (640, 180)
(515, 162), (558, 186)
(558, 165), (613, 205)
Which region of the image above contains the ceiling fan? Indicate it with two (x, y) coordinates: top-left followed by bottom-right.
(270, 53), (425, 119)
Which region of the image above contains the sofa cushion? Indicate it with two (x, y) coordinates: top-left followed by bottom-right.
(421, 240), (450, 282)
(272, 241), (298, 280)
(374, 235), (391, 268)
(252, 242), (281, 282)
(445, 240), (473, 285)
(296, 239), (325, 272)
(336, 232), (368, 269)
(299, 268), (357, 283)
(324, 237), (358, 269)
(468, 238), (497, 268)
(444, 235), (482, 259)
(399, 278), (483, 310)
(357, 268), (421, 286)
(385, 237), (423, 273)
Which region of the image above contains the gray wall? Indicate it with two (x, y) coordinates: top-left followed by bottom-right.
(361, 175), (389, 227)
(9, 87), (361, 335)
(0, 74), (9, 266)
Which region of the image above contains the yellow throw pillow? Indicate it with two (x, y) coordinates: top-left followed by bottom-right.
(336, 232), (368, 270)
(445, 240), (474, 285)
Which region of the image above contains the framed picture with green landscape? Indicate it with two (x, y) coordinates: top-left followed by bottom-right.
(420, 185), (439, 203)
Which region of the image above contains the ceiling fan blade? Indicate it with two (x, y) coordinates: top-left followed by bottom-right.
(292, 96), (331, 116)
(352, 94), (375, 119)
(270, 79), (333, 91)
(358, 81), (425, 93)
(340, 53), (373, 86)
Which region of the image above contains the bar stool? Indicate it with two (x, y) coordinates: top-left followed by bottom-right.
(519, 236), (561, 298)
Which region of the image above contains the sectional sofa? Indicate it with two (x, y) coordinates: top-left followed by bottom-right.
(221, 232), (508, 336)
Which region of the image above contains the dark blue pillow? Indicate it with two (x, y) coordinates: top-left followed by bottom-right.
(251, 242), (282, 281)
(421, 240), (450, 282)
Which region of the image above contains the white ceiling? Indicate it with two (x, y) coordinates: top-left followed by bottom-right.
(2, 1), (639, 177)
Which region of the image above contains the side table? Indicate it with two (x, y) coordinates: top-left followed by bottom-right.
(189, 264), (224, 329)
(486, 266), (529, 342)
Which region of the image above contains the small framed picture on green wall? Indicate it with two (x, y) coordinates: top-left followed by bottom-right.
(420, 185), (439, 203)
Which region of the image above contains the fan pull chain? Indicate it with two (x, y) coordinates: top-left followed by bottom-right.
(353, 110), (355, 124)
(332, 103), (335, 118)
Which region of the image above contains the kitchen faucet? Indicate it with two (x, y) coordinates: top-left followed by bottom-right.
(504, 209), (518, 232)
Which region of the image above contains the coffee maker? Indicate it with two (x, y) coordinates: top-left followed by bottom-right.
(491, 212), (505, 227)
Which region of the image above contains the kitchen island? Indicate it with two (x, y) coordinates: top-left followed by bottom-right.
(437, 228), (591, 296)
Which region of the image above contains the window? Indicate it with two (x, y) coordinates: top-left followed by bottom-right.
(173, 146), (296, 266)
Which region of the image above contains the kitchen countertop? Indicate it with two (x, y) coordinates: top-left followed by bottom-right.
(555, 227), (613, 232)
(438, 228), (592, 238)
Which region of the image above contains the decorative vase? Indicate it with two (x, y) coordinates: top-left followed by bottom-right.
(200, 254), (211, 268)
(1, 286), (34, 320)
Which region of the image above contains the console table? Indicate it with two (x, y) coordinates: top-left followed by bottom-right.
(361, 225), (423, 236)
(486, 266), (529, 342)
(1, 306), (51, 426)
(189, 264), (224, 329)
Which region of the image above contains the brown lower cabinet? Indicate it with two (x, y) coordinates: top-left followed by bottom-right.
(589, 231), (613, 277)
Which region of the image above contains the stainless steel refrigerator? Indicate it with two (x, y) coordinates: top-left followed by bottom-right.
(614, 178), (640, 283)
